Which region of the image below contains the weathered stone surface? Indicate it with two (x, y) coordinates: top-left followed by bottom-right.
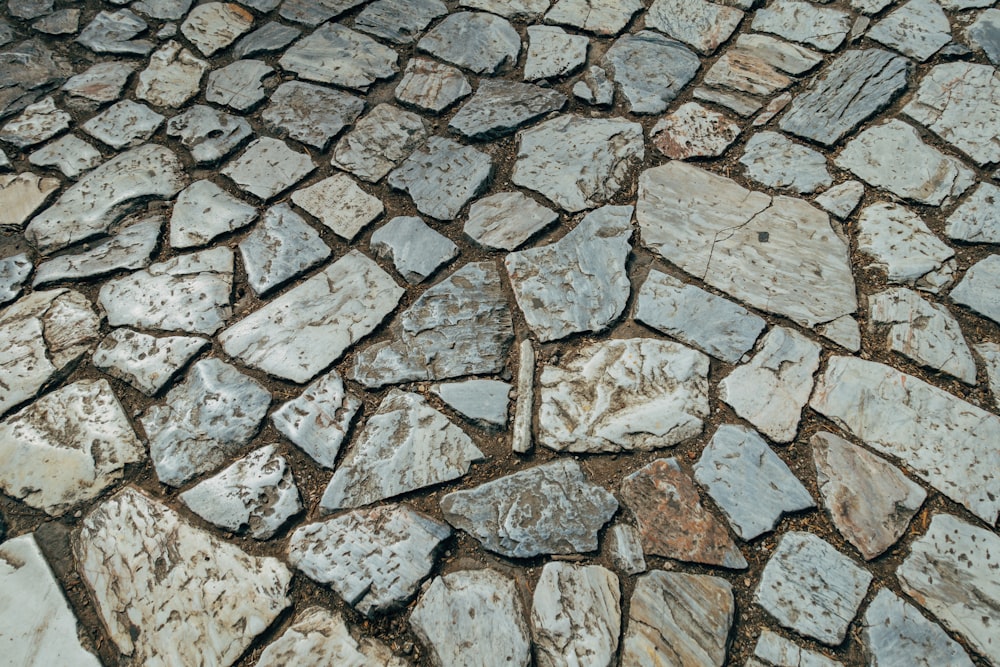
(433, 379), (510, 427)
(814, 180), (864, 220)
(967, 8), (1000, 65)
(512, 338), (534, 454)
(388, 136), (492, 220)
(869, 0), (951, 61)
(9, 0), (52, 21)
(513, 114), (643, 212)
(291, 173), (382, 241)
(701, 33), (822, 103)
(0, 253), (31, 304)
(623, 571), (734, 667)
(811, 356), (1000, 524)
(977, 342), (1000, 410)
(28, 134), (103, 178)
(394, 58), (471, 112)
(951, 254), (1000, 325)
(573, 65), (615, 106)
(545, 0), (642, 35)
(26, 143), (186, 253)
(180, 2), (253, 56)
(278, 0), (365, 25)
(262, 80), (363, 149)
(0, 39), (68, 119)
(349, 261), (512, 387)
(135, 41), (207, 108)
(239, 203), (329, 295)
(740, 131), (831, 194)
(411, 570), (530, 667)
(609, 524), (646, 575)
(622, 458), (746, 569)
(538, 338), (709, 453)
(646, 0), (743, 54)
(166, 105), (252, 164)
(289, 504), (450, 616)
(946, 183), (1000, 243)
(601, 31), (700, 114)
(749, 630), (842, 667)
(897, 513), (1000, 663)
(0, 534), (101, 667)
(0, 289), (99, 416)
(0, 96), (68, 147)
(92, 328), (207, 396)
(257, 607), (408, 667)
(205, 59), (273, 111)
(440, 459), (617, 558)
(223, 137), (314, 201)
(506, 205), (631, 342)
(863, 589), (974, 667)
(532, 563), (621, 667)
(279, 22), (397, 90)
(0, 171), (58, 228)
(170, 179), (257, 249)
(694, 424), (814, 540)
(524, 25), (587, 80)
(462, 0), (550, 17)
(417, 11), (520, 74)
(321, 390), (484, 510)
(132, 0), (192, 20)
(233, 21), (300, 58)
(751, 0), (851, 51)
(857, 202), (955, 293)
(756, 532), (872, 645)
(464, 191), (556, 250)
(33, 215), (161, 286)
(371, 216), (458, 284)
(75, 487), (291, 666)
(332, 103), (428, 183)
(638, 161), (857, 329)
(272, 370), (360, 469)
(355, 0), (447, 44)
(650, 101), (741, 160)
(449, 79), (566, 140)
(61, 61), (135, 104)
(81, 99), (163, 149)
(76, 9), (152, 54)
(0, 379), (143, 515)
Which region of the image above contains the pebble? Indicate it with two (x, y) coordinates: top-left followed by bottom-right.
(946, 182), (1000, 243)
(395, 57), (472, 112)
(650, 101), (741, 160)
(222, 137), (315, 200)
(135, 41), (208, 108)
(354, 0), (447, 44)
(290, 173), (383, 240)
(463, 191), (557, 250)
(279, 22), (398, 90)
(751, 0), (852, 51)
(257, 607), (407, 667)
(370, 216), (458, 284)
(165, 105), (253, 164)
(545, 0), (642, 35)
(0, 253), (31, 304)
(271, 370), (361, 469)
(169, 179), (258, 248)
(205, 59), (273, 111)
(524, 25), (588, 80)
(61, 61), (135, 104)
(863, 589), (975, 667)
(332, 103), (428, 183)
(645, 0), (744, 54)
(92, 328), (207, 396)
(388, 136), (492, 220)
(180, 2), (253, 57)
(856, 202), (956, 293)
(262, 80), (363, 149)
(417, 11), (520, 74)
(449, 79), (566, 140)
(81, 99), (163, 149)
(609, 524), (646, 575)
(601, 31), (700, 114)
(951, 254), (1000, 325)
(868, 0), (952, 61)
(0, 96), (69, 148)
(0, 171), (59, 228)
(432, 379), (511, 427)
(238, 203), (330, 295)
(76, 9), (152, 55)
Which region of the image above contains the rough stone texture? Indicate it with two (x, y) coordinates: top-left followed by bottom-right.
(512, 338), (534, 454)
(739, 131), (832, 194)
(76, 9), (152, 54)
(863, 589), (974, 667)
(751, 0), (851, 51)
(395, 58), (471, 112)
(952, 254), (1000, 325)
(262, 80), (363, 149)
(278, 0), (365, 25)
(74, 487), (291, 666)
(290, 173), (383, 241)
(28, 134), (103, 178)
(545, 0), (642, 35)
(233, 21), (300, 58)
(967, 8), (1000, 65)
(332, 103), (427, 183)
(61, 61), (135, 104)
(135, 41), (207, 108)
(464, 191), (556, 250)
(749, 630), (843, 667)
(355, 0), (447, 44)
(869, 0), (951, 61)
(0, 253), (31, 304)
(387, 136), (492, 220)
(170, 179), (258, 249)
(621, 458), (746, 569)
(180, 2), (253, 57)
(33, 215), (161, 286)
(238, 203), (330, 296)
(288, 504), (450, 616)
(573, 65), (615, 106)
(601, 31), (701, 114)
(433, 379), (510, 427)
(449, 79), (566, 140)
(222, 137), (315, 201)
(205, 59), (273, 111)
(370, 216), (458, 284)
(0, 171), (59, 228)
(976, 342), (1000, 410)
(0, 96), (69, 148)
(441, 459), (617, 558)
(646, 0), (744, 54)
(815, 180), (865, 220)
(524, 25), (587, 80)
(650, 101), (741, 160)
(92, 328), (207, 396)
(0, 39), (69, 119)
(81, 99), (163, 149)
(946, 182), (1000, 244)
(166, 105), (253, 164)
(278, 22), (397, 90)
(271, 370), (361, 469)
(856, 202), (955, 294)
(417, 11), (520, 74)
(701, 33), (822, 104)
(609, 524), (646, 575)
(538, 338), (709, 453)
(257, 607), (408, 667)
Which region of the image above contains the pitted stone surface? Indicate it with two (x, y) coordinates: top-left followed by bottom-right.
(387, 136), (492, 219)
(750, 630), (842, 667)
(62, 61), (135, 104)
(946, 183), (1000, 244)
(395, 57), (472, 112)
(205, 59), (273, 112)
(33, 215), (161, 286)
(952, 254), (1000, 325)
(271, 370), (361, 469)
(545, 0), (642, 35)
(355, 0), (447, 44)
(170, 179), (258, 249)
(257, 607), (408, 667)
(650, 101), (741, 160)
(290, 173), (383, 240)
(0, 96), (69, 148)
(751, 0), (851, 51)
(92, 328), (207, 396)
(739, 131), (831, 194)
(262, 80), (363, 149)
(238, 203), (330, 295)
(524, 25), (587, 80)
(857, 202), (956, 294)
(449, 79), (566, 140)
(370, 216), (458, 284)
(646, 0), (743, 55)
(81, 99), (163, 149)
(135, 41), (207, 108)
(28, 134), (103, 177)
(180, 2), (253, 57)
(0, 253), (31, 304)
(222, 137), (315, 201)
(166, 105), (253, 164)
(868, 0), (951, 61)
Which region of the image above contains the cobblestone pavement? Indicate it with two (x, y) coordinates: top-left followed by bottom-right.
(0, 0), (999, 665)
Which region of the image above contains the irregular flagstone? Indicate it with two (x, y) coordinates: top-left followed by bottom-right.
(650, 101), (741, 160)
(740, 131), (831, 194)
(0, 96), (68, 148)
(531, 563), (621, 667)
(0, 172), (59, 227)
(638, 161), (857, 329)
(538, 338), (710, 453)
(601, 31), (700, 114)
(289, 504), (449, 616)
(32, 11), (79, 36)
(780, 49), (910, 146)
(967, 8), (1000, 65)
(290, 173), (383, 241)
(440, 459), (618, 558)
(694, 424), (813, 540)
(61, 61), (135, 105)
(623, 571), (734, 667)
(814, 180), (864, 220)
(262, 80), (363, 150)
(166, 105), (253, 164)
(221, 250), (403, 383)
(272, 370), (361, 469)
(222, 137), (314, 200)
(645, 0), (744, 54)
(897, 513), (1000, 663)
(0, 378), (143, 515)
(756, 532), (872, 645)
(609, 524), (646, 575)
(0, 534), (101, 667)
(0, 40), (68, 119)
(332, 103), (428, 184)
(869, 0), (951, 61)
(370, 216), (458, 284)
(170, 179), (257, 249)
(811, 356), (1000, 524)
(387, 136), (492, 219)
(258, 606), (408, 667)
(76, 9), (152, 55)
(132, 0), (193, 20)
(544, 0), (642, 35)
(233, 21), (300, 58)
(464, 191), (557, 250)
(951, 254), (1000, 325)
(278, 0), (366, 26)
(946, 183), (1000, 243)
(354, 0), (447, 44)
(28, 134), (103, 178)
(205, 59), (273, 111)
(135, 41), (208, 108)
(33, 215), (160, 286)
(863, 589), (974, 667)
(180, 444), (301, 540)
(92, 328), (207, 396)
(903, 62), (1000, 166)
(512, 114), (643, 212)
(417, 11), (520, 74)
(869, 287), (976, 383)
(238, 203), (330, 295)
(835, 120), (975, 206)
(749, 630), (842, 667)
(0, 253), (31, 304)
(524, 25), (588, 80)
(856, 202), (956, 293)
(506, 205), (631, 342)
(278, 23), (398, 90)
(394, 58), (472, 112)
(433, 379), (510, 427)
(751, 0), (851, 51)
(99, 247), (233, 335)
(81, 99), (163, 149)
(26, 143), (186, 253)
(411, 570), (530, 667)
(720, 327), (821, 443)
(462, 0), (550, 17)
(622, 458), (746, 569)
(449, 79), (566, 140)
(812, 431), (925, 560)
(635, 270), (765, 364)
(141, 358), (270, 487)
(321, 390), (484, 510)
(0, 288), (99, 416)
(74, 487), (291, 666)
(180, 2), (253, 57)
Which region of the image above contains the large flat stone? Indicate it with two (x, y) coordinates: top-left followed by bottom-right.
(856, 202), (956, 293)
(92, 328), (207, 396)
(868, 0), (951, 61)
(222, 137), (315, 201)
(739, 130), (831, 194)
(387, 136), (492, 220)
(169, 179), (257, 249)
(645, 0), (743, 54)
(394, 57), (471, 112)
(33, 215), (161, 286)
(463, 191), (557, 250)
(165, 105), (253, 165)
(332, 103), (428, 183)
(238, 203), (330, 295)
(370, 216), (458, 284)
(751, 0), (851, 51)
(262, 80), (363, 150)
(946, 182), (1000, 244)
(355, 0), (447, 44)
(135, 41), (207, 108)
(290, 174), (383, 241)
(952, 254), (1000, 325)
(278, 22), (397, 90)
(449, 79), (566, 140)
(601, 31), (700, 114)
(650, 101), (741, 160)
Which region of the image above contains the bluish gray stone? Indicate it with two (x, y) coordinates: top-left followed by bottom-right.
(271, 370), (361, 469)
(417, 11), (521, 74)
(262, 81), (363, 150)
(433, 379), (510, 427)
(81, 99), (163, 149)
(238, 203), (330, 295)
(278, 22), (397, 90)
(92, 328), (207, 396)
(387, 136), (492, 220)
(33, 215), (161, 286)
(863, 589), (974, 667)
(449, 79), (566, 140)
(370, 216), (457, 284)
(601, 31), (700, 114)
(169, 179), (258, 249)
(354, 0), (447, 44)
(166, 105), (253, 164)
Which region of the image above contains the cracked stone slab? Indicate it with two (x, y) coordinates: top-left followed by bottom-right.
(26, 143), (187, 253)
(650, 101), (741, 160)
(76, 9), (152, 54)
(92, 328), (207, 396)
(272, 370), (361, 469)
(0, 253), (31, 304)
(321, 390), (484, 510)
(371, 216), (458, 284)
(622, 458), (746, 569)
(355, 0), (447, 44)
(506, 205), (631, 342)
(170, 179), (257, 249)
(638, 161), (857, 329)
(856, 202), (956, 293)
(257, 606), (408, 667)
(0, 534), (101, 666)
(531, 563), (621, 667)
(544, 0), (642, 35)
(869, 0), (951, 61)
(694, 424), (814, 540)
(433, 379), (510, 427)
(897, 513), (1000, 663)
(756, 532), (872, 645)
(751, 0), (851, 51)
(290, 173), (382, 241)
(206, 59), (273, 111)
(395, 58), (471, 112)
(180, 2), (253, 56)
(646, 0), (744, 54)
(739, 131), (831, 194)
(233, 21), (300, 58)
(0, 171), (59, 227)
(440, 459), (618, 558)
(75, 487), (291, 666)
(262, 80), (363, 150)
(512, 114), (643, 213)
(332, 103), (428, 184)
(0, 378), (143, 515)
(180, 444), (301, 540)
(135, 41), (208, 108)
(166, 105), (253, 165)
(141, 358), (270, 487)
(238, 203), (330, 296)
(946, 182), (1000, 243)
(951, 254), (1000, 325)
(623, 571), (734, 667)
(278, 0), (366, 25)
(814, 181), (864, 220)
(811, 355), (1000, 525)
(524, 25), (587, 80)
(0, 96), (69, 148)
(701, 33), (822, 102)
(99, 247), (233, 335)
(610, 524), (646, 575)
(28, 134), (102, 178)
(221, 250), (403, 383)
(279, 22), (397, 90)
(411, 570), (530, 667)
(61, 61), (135, 105)
(0, 288), (99, 416)
(601, 31), (700, 114)
(464, 192), (556, 251)
(222, 137), (315, 201)
(863, 589), (974, 667)
(81, 99), (163, 149)
(749, 630), (842, 667)
(289, 504), (449, 616)
(450, 79), (566, 141)
(387, 136), (492, 220)
(0, 40), (69, 119)
(417, 11), (520, 74)
(538, 338), (709, 453)
(812, 431), (925, 560)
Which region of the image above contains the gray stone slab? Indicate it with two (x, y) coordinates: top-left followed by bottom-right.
(271, 370), (361, 469)
(166, 105), (253, 165)
(0, 171), (59, 228)
(205, 59), (273, 111)
(61, 61), (135, 104)
(750, 630), (842, 667)
(291, 173), (383, 241)
(279, 22), (398, 90)
(650, 101), (741, 160)
(449, 79), (566, 140)
(976, 342), (1000, 410)
(395, 58), (472, 112)
(739, 131), (831, 194)
(417, 11), (520, 74)
(370, 216), (457, 284)
(814, 180), (864, 220)
(967, 8), (1000, 65)
(28, 134), (102, 178)
(0, 252), (31, 304)
(131, 0), (192, 20)
(433, 379), (510, 427)
(257, 607), (408, 667)
(180, 2), (253, 57)
(601, 31), (700, 114)
(81, 99), (163, 149)
(169, 179), (257, 249)
(332, 103), (428, 183)
(863, 589), (974, 667)
(387, 136), (492, 220)
(524, 25), (587, 80)
(751, 0), (851, 51)
(857, 202), (955, 293)
(946, 183), (1000, 243)
(869, 0), (951, 61)
(951, 254), (1000, 325)
(278, 0), (365, 25)
(262, 81), (363, 150)
(92, 328), (207, 396)
(646, 0), (743, 54)
(572, 65), (614, 106)
(9, 0), (53, 20)
(462, 0), (551, 17)
(239, 203), (330, 295)
(233, 21), (300, 58)
(701, 33), (821, 101)
(464, 191), (556, 251)
(76, 9), (152, 55)
(544, 0), (642, 35)
(0, 96), (69, 148)
(135, 41), (207, 108)
(354, 0), (447, 44)
(222, 137), (315, 200)
(0, 40), (68, 120)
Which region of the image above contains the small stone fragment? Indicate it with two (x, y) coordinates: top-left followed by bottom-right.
(169, 179), (257, 249)
(449, 79), (566, 140)
(61, 61), (135, 104)
(464, 191), (557, 251)
(388, 136), (492, 220)
(751, 0), (851, 51)
(609, 524), (646, 575)
(869, 0), (951, 61)
(33, 215), (161, 286)
(856, 202), (956, 293)
(0, 96), (69, 148)
(290, 173), (383, 241)
(739, 131), (832, 194)
(512, 338), (534, 453)
(601, 31), (700, 114)
(863, 589), (975, 667)
(131, 0), (193, 20)
(524, 25), (587, 80)
(81, 99), (163, 149)
(946, 183), (1000, 243)
(205, 59), (273, 111)
(545, 0), (642, 35)
(257, 607), (408, 667)
(180, 2), (254, 57)
(650, 102), (741, 160)
(0, 253), (31, 304)
(28, 134), (102, 178)
(394, 58), (472, 112)
(272, 370), (361, 469)
(354, 0), (447, 44)
(222, 137), (315, 200)
(279, 22), (398, 90)
(572, 65), (614, 106)
(814, 181), (864, 220)
(76, 9), (152, 55)
(0, 172), (59, 228)
(951, 254), (1000, 325)
(645, 0), (744, 54)
(417, 11), (520, 74)
(238, 203), (330, 295)
(135, 41), (208, 108)
(976, 342), (1000, 409)
(262, 80), (363, 149)
(332, 103), (428, 183)
(92, 328), (207, 396)
(433, 379), (510, 427)
(166, 105), (253, 164)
